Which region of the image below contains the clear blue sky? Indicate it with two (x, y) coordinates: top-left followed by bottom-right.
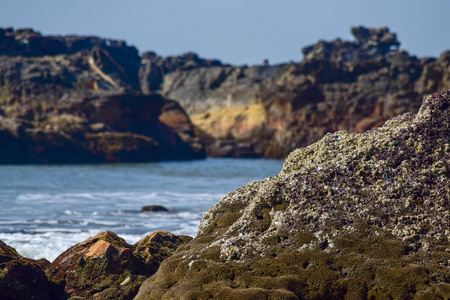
(1, 0), (449, 65)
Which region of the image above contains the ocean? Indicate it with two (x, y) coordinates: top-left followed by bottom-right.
(0, 158), (283, 261)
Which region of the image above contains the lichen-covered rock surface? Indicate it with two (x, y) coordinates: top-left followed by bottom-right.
(135, 91), (450, 299)
(47, 231), (191, 300)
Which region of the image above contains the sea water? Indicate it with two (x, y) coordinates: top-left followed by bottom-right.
(0, 158), (283, 261)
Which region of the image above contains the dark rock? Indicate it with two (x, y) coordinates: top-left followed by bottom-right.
(141, 205), (169, 212)
(47, 231), (191, 300)
(159, 64), (282, 115)
(302, 26), (400, 63)
(139, 51), (225, 95)
(0, 240), (52, 300)
(134, 91), (450, 299)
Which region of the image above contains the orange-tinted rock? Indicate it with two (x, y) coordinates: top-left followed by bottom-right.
(46, 230), (192, 300)
(142, 26), (450, 159)
(0, 28), (206, 164)
(47, 231), (146, 300)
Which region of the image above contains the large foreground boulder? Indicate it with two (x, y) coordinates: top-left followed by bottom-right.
(135, 91), (450, 299)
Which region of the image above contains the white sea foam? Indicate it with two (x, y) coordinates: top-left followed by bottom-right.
(0, 158), (284, 261)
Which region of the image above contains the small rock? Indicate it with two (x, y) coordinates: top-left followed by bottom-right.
(142, 205), (169, 212)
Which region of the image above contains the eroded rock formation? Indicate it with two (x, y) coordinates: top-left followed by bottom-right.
(2, 26), (450, 160)
(0, 231), (191, 300)
(134, 91), (450, 299)
(47, 231), (191, 300)
(139, 26), (450, 158)
(0, 28), (205, 163)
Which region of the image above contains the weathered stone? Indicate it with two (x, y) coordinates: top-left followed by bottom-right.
(0, 27), (205, 164)
(0, 240), (51, 300)
(47, 230), (191, 300)
(135, 91), (450, 299)
(4, 25), (450, 159)
(0, 88), (204, 163)
(133, 231), (193, 271)
(138, 26), (450, 159)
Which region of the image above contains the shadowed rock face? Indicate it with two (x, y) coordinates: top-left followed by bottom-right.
(135, 91), (450, 299)
(0, 90), (205, 163)
(0, 240), (51, 300)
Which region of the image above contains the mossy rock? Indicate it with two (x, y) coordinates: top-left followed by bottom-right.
(47, 231), (191, 300)
(135, 91), (450, 299)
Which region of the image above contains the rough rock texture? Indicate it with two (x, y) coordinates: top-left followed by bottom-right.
(3, 26), (450, 159)
(260, 26), (424, 158)
(0, 240), (52, 300)
(0, 27), (140, 89)
(135, 91), (450, 299)
(138, 51), (284, 157)
(47, 231), (192, 300)
(139, 26), (450, 158)
(0, 28), (205, 163)
(139, 51), (224, 97)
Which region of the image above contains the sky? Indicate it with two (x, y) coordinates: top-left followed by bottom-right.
(0, 0), (449, 66)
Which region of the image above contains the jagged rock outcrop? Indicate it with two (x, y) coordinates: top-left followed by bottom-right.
(0, 28), (205, 163)
(139, 51), (224, 96)
(138, 26), (450, 158)
(139, 50), (282, 114)
(47, 231), (191, 300)
(260, 26), (425, 158)
(135, 91), (450, 299)
(0, 90), (205, 163)
(0, 240), (52, 300)
(0, 231), (191, 300)
(2, 26), (450, 160)
(138, 52), (284, 157)
(0, 27), (141, 90)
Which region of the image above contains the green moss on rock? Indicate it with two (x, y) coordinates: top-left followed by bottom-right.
(46, 231), (191, 300)
(135, 91), (450, 299)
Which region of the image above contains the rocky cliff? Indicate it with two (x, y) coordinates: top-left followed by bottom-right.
(2, 26), (450, 160)
(0, 28), (205, 163)
(134, 90), (450, 299)
(139, 26), (450, 158)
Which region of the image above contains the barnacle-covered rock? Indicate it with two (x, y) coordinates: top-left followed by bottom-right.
(135, 91), (450, 299)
